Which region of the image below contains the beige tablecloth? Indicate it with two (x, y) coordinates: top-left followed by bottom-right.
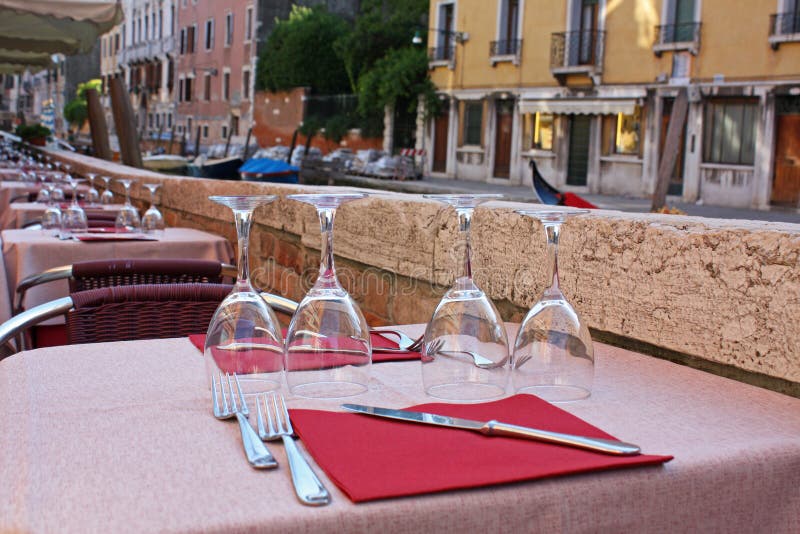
(0, 227), (234, 324)
(0, 332), (798, 533)
(0, 181), (39, 226)
(2, 202), (125, 230)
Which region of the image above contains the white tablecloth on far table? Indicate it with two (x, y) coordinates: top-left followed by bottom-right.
(0, 227), (234, 324)
(0, 329), (798, 533)
(2, 202), (126, 230)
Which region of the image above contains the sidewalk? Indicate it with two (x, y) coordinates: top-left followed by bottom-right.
(334, 174), (800, 224)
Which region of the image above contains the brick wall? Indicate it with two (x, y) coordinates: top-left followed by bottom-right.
(42, 148), (800, 394)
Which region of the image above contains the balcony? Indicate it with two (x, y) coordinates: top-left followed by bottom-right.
(119, 37), (176, 65)
(769, 11), (800, 49)
(550, 30), (605, 85)
(653, 22), (701, 56)
(428, 46), (455, 68)
(489, 39), (522, 66)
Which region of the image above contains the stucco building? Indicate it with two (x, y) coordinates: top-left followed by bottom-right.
(422, 0), (800, 209)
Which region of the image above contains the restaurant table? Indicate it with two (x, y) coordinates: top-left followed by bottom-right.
(2, 202), (126, 230)
(0, 326), (797, 533)
(0, 227), (234, 324)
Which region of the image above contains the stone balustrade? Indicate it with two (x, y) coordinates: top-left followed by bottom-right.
(41, 149), (800, 395)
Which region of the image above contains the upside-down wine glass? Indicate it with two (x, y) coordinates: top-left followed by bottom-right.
(114, 179), (141, 231)
(62, 177), (88, 235)
(85, 173), (100, 205)
(41, 181), (62, 234)
(100, 175), (114, 205)
(141, 183), (165, 234)
(421, 194), (509, 401)
(284, 193), (371, 398)
(512, 209), (593, 402)
(204, 195), (284, 396)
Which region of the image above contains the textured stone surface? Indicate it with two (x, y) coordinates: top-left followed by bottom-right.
(46, 150), (800, 385)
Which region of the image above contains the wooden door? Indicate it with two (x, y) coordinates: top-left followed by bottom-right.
(567, 115), (591, 186)
(493, 102), (513, 178)
(432, 111), (449, 173)
(771, 114), (800, 205)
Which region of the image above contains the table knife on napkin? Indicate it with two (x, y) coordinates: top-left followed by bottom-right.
(341, 404), (641, 456)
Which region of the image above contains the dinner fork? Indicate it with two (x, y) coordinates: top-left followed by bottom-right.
(371, 329), (425, 352)
(425, 338), (506, 369)
(256, 393), (331, 506)
(211, 372), (278, 469)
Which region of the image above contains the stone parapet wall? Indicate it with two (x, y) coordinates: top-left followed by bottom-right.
(45, 149), (800, 391)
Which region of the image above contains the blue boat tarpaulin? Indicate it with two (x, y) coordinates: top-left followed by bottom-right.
(239, 158), (300, 184)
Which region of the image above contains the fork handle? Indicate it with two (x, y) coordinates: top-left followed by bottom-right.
(281, 435), (331, 506)
(236, 413), (278, 469)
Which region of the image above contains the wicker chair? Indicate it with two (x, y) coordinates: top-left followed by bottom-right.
(0, 284), (298, 358)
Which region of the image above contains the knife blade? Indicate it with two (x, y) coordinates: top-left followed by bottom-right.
(340, 404), (641, 456)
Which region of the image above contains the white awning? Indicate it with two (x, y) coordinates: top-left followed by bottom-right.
(519, 99), (638, 115)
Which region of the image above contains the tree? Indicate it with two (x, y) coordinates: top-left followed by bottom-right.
(63, 79), (102, 131)
(256, 6), (351, 94)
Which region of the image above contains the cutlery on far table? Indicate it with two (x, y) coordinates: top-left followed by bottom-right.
(341, 404), (641, 456)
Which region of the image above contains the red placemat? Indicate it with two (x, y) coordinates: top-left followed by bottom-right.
(290, 394), (672, 502)
(189, 331), (419, 373)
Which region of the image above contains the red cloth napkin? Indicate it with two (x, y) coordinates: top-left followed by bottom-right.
(188, 331), (419, 374)
(290, 394), (672, 502)
(75, 233), (159, 242)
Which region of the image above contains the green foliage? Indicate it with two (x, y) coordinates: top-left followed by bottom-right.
(63, 99), (88, 129)
(256, 6), (351, 94)
(76, 79), (102, 100)
(323, 114), (351, 142)
(298, 116), (323, 137)
(14, 123), (51, 140)
(357, 46), (439, 119)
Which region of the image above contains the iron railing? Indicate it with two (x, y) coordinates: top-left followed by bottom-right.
(550, 30), (605, 69)
(490, 39), (522, 57)
(655, 22), (701, 44)
(429, 46), (454, 62)
(770, 11), (800, 35)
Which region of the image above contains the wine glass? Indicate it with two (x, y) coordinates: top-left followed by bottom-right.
(35, 173), (50, 203)
(50, 173), (65, 202)
(511, 209), (593, 402)
(114, 179), (141, 231)
(204, 195), (284, 396)
(100, 176), (114, 205)
(41, 182), (62, 234)
(62, 177), (88, 235)
(421, 194), (509, 402)
(141, 183), (165, 234)
(85, 173), (100, 205)
(284, 193), (371, 398)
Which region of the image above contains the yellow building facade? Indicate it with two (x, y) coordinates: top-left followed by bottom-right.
(422, 0), (800, 208)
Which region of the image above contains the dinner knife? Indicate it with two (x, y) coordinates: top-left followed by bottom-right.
(340, 404), (641, 456)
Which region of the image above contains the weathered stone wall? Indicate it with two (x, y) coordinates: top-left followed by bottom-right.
(46, 149), (800, 389)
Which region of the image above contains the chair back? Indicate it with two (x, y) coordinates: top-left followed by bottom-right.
(66, 283), (232, 344)
(69, 259), (230, 292)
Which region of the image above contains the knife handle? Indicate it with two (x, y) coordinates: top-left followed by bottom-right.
(482, 420), (641, 456)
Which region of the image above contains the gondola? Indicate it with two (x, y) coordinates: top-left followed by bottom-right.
(530, 160), (598, 209)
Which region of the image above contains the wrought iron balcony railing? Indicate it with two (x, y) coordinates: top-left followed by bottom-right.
(490, 39), (522, 57)
(655, 22), (701, 45)
(550, 30), (605, 70)
(429, 46), (454, 62)
(770, 11), (800, 36)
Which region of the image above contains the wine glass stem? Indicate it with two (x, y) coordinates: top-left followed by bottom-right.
(125, 185), (131, 206)
(233, 209), (253, 288)
(150, 189), (156, 209)
(457, 208), (473, 280)
(317, 207), (337, 282)
(544, 222), (561, 293)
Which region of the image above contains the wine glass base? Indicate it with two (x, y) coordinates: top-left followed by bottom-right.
(424, 382), (506, 403)
(516, 385), (591, 403)
(289, 380), (368, 399)
(236, 375), (283, 396)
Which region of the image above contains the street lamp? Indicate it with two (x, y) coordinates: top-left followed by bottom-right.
(412, 28), (469, 46)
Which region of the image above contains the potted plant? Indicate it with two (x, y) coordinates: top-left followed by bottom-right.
(15, 124), (51, 146)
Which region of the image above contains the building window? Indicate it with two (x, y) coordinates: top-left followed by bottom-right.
(221, 125), (228, 139)
(180, 28), (186, 54)
(495, 0), (520, 55)
(601, 108), (643, 156)
(167, 113), (172, 128)
(178, 78), (184, 102)
(461, 101), (483, 146)
(189, 24), (196, 53)
(242, 69), (250, 100)
(205, 19), (214, 50)
(245, 6), (253, 41)
(225, 12), (234, 46)
(187, 117), (193, 136)
(203, 73), (211, 101)
(184, 77), (193, 102)
(222, 71), (230, 101)
(435, 3), (455, 61)
(522, 112), (554, 151)
(159, 9), (163, 39)
(703, 99), (758, 166)
(203, 125), (209, 138)
(231, 116), (239, 136)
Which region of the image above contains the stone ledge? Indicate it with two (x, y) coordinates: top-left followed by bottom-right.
(44, 149), (800, 388)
